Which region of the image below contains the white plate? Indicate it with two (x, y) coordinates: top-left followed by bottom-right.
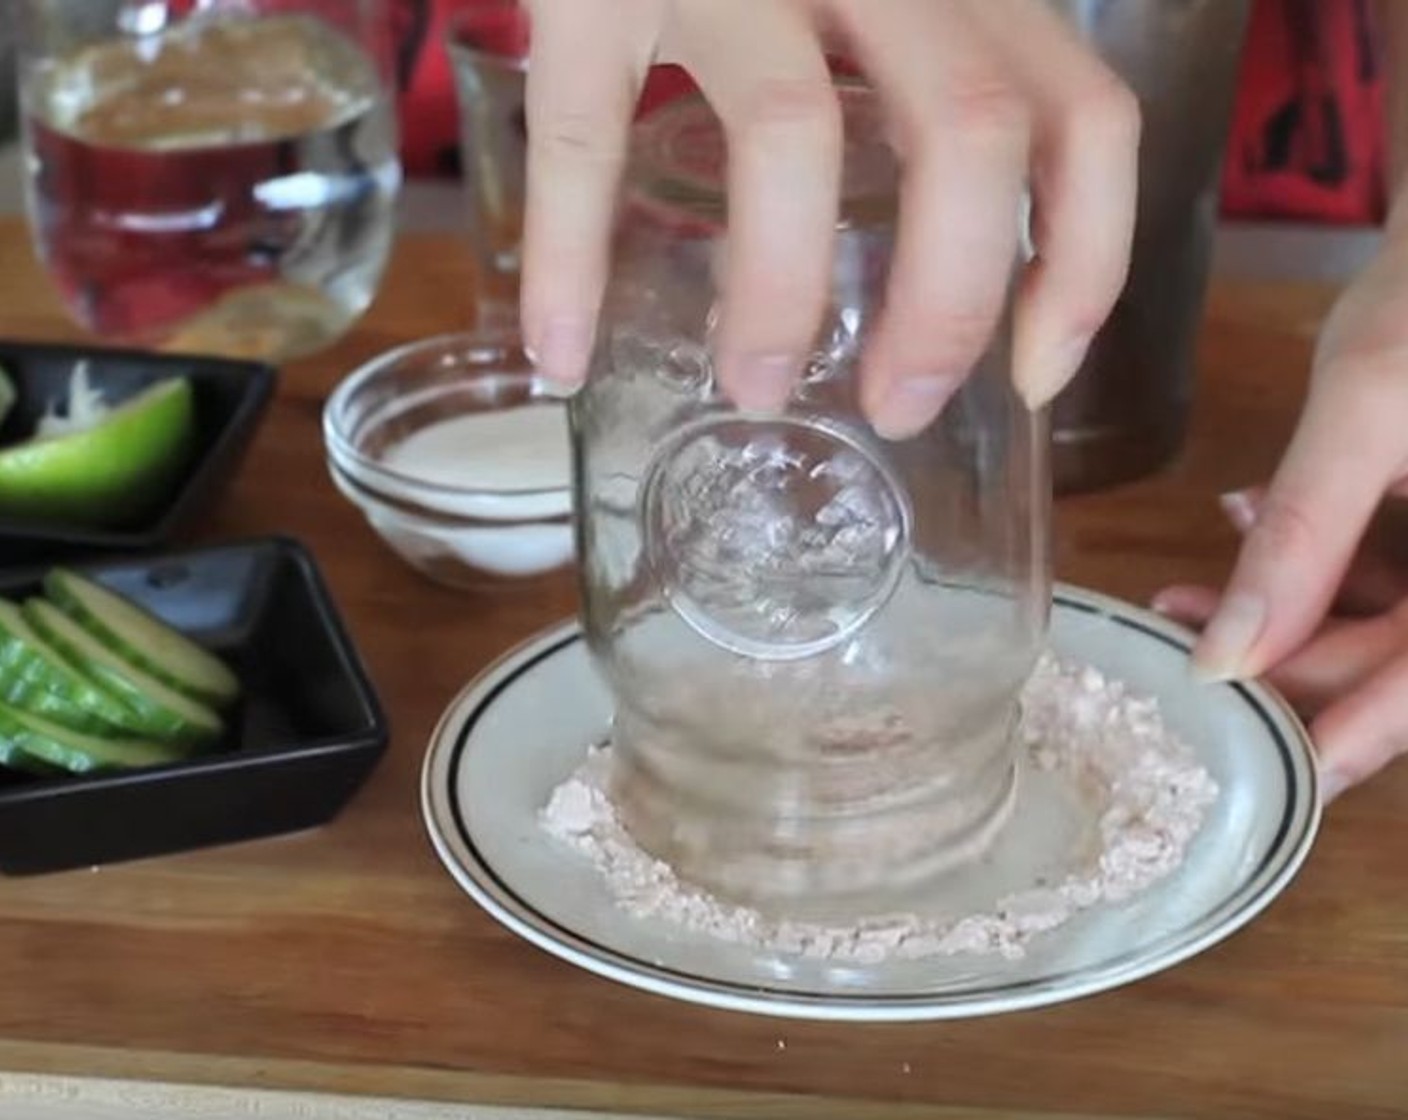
(422, 586), (1320, 1021)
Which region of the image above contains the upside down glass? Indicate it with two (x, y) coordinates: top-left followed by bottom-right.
(16, 0), (402, 362)
(574, 88), (1052, 911)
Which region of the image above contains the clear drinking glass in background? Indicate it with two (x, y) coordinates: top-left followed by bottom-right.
(16, 0), (402, 362)
(576, 88), (1052, 912)
(446, 0), (528, 326)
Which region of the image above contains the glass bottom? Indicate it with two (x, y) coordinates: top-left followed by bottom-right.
(609, 718), (1021, 914)
(151, 280), (368, 361)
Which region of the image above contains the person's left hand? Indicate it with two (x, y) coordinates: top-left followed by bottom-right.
(1153, 221), (1408, 803)
(1156, 490), (1408, 803)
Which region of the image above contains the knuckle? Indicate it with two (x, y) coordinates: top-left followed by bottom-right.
(1305, 352), (1408, 457)
(1068, 71), (1142, 148)
(1249, 494), (1322, 561)
(899, 305), (1001, 372)
(944, 71), (1031, 148)
(739, 76), (841, 137)
(1345, 735), (1407, 781)
(728, 282), (825, 345)
(530, 107), (623, 167)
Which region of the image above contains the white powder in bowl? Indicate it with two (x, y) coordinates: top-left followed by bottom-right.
(384, 405), (571, 493)
(540, 655), (1219, 961)
(380, 404), (573, 520)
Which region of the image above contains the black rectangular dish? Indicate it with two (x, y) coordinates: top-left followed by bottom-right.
(0, 339), (275, 560)
(0, 537), (388, 874)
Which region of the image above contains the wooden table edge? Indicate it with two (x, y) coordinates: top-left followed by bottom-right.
(0, 1040), (1180, 1120)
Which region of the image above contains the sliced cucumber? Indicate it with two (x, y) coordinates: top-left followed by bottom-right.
(0, 666), (126, 735)
(23, 599), (224, 747)
(0, 734), (64, 777)
(0, 600), (174, 738)
(0, 701), (189, 774)
(44, 569), (240, 708)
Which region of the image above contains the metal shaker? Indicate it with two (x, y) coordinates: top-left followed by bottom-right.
(1047, 0), (1252, 493)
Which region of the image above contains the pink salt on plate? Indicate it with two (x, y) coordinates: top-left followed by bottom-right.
(540, 654), (1219, 962)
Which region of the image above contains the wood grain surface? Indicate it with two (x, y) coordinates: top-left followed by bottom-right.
(0, 1073), (662, 1120)
(0, 221), (1403, 1120)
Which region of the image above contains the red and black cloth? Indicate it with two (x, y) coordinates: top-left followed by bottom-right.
(1223, 0), (1387, 224)
(391, 0), (1390, 226)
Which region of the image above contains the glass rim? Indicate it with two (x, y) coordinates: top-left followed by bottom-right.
(443, 5), (529, 73)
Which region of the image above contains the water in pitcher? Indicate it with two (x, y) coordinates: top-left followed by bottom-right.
(21, 15), (401, 360)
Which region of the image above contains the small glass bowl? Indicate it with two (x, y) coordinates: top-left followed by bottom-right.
(323, 332), (574, 589)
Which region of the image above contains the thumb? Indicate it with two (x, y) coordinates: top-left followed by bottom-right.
(1193, 369), (1406, 681)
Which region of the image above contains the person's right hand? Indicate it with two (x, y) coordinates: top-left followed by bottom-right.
(521, 0), (1140, 438)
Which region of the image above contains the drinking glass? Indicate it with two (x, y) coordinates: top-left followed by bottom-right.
(574, 87), (1052, 912)
(16, 0), (402, 362)
(446, 0), (528, 324)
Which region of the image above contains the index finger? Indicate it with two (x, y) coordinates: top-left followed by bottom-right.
(521, 0), (657, 385)
(1193, 359), (1408, 681)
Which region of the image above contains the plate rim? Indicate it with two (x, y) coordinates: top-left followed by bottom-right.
(421, 583), (1322, 1021)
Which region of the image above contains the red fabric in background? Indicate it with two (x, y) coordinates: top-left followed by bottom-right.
(392, 0), (695, 177)
(395, 0), (1389, 226)
(1222, 0), (1386, 224)
(392, 0), (458, 177)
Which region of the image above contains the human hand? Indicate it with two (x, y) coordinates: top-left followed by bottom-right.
(1155, 232), (1408, 800)
(521, 0), (1139, 438)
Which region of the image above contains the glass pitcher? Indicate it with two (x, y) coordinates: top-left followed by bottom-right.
(573, 87), (1052, 911)
(16, 0), (402, 362)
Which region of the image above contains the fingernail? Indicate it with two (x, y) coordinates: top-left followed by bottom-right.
(1219, 489), (1260, 534)
(1191, 590), (1266, 682)
(530, 318), (594, 385)
(871, 376), (961, 441)
(1016, 333), (1093, 410)
(1319, 767), (1351, 803)
(728, 353), (797, 413)
(1149, 592), (1177, 617)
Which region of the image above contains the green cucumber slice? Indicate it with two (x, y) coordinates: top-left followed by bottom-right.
(44, 569), (240, 708)
(0, 666), (126, 735)
(23, 599), (224, 747)
(0, 734), (63, 777)
(0, 600), (174, 737)
(0, 701), (189, 774)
